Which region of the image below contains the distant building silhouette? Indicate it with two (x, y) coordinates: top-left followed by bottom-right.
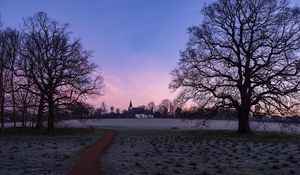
(128, 100), (133, 110)
(128, 100), (153, 119)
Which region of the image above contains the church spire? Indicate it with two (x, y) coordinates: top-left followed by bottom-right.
(129, 100), (133, 110)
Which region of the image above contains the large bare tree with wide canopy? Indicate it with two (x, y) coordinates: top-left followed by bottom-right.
(170, 0), (300, 133)
(18, 12), (103, 132)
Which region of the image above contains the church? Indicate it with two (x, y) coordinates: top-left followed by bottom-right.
(128, 100), (154, 119)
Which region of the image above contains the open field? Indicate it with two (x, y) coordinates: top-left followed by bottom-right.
(59, 119), (300, 134)
(1, 119), (300, 175)
(101, 129), (300, 175)
(0, 128), (104, 175)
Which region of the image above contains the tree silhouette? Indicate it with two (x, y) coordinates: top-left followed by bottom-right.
(101, 102), (107, 114)
(4, 28), (19, 128)
(0, 28), (19, 133)
(170, 0), (300, 133)
(116, 108), (120, 114)
(147, 101), (155, 112)
(110, 106), (114, 113)
(18, 12), (103, 132)
(160, 99), (173, 115)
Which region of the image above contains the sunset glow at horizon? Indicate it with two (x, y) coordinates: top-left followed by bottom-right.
(1, 0), (298, 110)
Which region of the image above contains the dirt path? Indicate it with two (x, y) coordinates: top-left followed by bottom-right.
(69, 130), (117, 175)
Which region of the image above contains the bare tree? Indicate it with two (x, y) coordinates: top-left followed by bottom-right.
(19, 12), (103, 132)
(0, 28), (17, 133)
(170, 0), (300, 133)
(94, 107), (103, 117)
(116, 108), (120, 114)
(0, 30), (7, 133)
(158, 105), (168, 116)
(67, 101), (94, 118)
(160, 99), (173, 114)
(15, 87), (34, 128)
(5, 28), (19, 128)
(147, 101), (155, 112)
(110, 106), (114, 113)
(101, 102), (107, 114)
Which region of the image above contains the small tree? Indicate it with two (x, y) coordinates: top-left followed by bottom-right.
(94, 107), (103, 117)
(116, 108), (120, 114)
(170, 0), (300, 133)
(147, 101), (155, 112)
(110, 106), (114, 113)
(160, 99), (173, 114)
(101, 102), (107, 114)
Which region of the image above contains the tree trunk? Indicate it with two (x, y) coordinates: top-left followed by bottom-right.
(35, 95), (44, 130)
(21, 109), (25, 128)
(0, 91), (4, 134)
(24, 107), (28, 128)
(0, 71), (4, 134)
(47, 95), (55, 133)
(237, 107), (252, 134)
(10, 70), (16, 128)
(12, 90), (16, 128)
(32, 102), (37, 128)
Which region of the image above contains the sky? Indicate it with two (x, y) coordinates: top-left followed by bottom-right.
(0, 0), (206, 110)
(0, 0), (298, 110)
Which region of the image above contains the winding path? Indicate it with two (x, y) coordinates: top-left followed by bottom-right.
(69, 129), (117, 175)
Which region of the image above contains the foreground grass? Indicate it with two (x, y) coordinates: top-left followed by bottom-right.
(0, 127), (98, 137)
(0, 127), (104, 175)
(115, 128), (300, 143)
(179, 129), (300, 143)
(101, 129), (300, 175)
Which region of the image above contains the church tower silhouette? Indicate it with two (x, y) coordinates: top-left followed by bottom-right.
(128, 100), (133, 111)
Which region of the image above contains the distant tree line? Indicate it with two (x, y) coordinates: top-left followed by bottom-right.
(57, 98), (300, 125)
(64, 98), (248, 120)
(59, 99), (179, 119)
(0, 12), (103, 133)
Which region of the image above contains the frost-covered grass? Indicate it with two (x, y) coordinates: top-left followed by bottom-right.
(60, 119), (300, 134)
(0, 128), (104, 175)
(101, 129), (300, 175)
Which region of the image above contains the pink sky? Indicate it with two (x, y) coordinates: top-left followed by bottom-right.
(89, 55), (177, 110)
